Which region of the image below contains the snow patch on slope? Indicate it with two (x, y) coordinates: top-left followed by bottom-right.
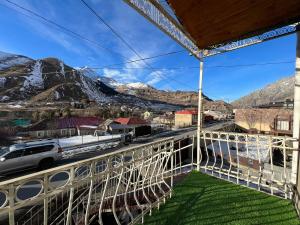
(60, 61), (65, 78)
(79, 73), (110, 103)
(0, 77), (6, 88)
(54, 91), (60, 100)
(23, 60), (44, 89)
(0, 51), (32, 70)
(1, 95), (10, 101)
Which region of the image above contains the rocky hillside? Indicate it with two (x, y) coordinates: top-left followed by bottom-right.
(115, 83), (211, 107)
(0, 56), (114, 103)
(0, 51), (231, 111)
(232, 76), (294, 108)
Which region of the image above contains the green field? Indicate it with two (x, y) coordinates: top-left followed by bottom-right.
(142, 171), (300, 225)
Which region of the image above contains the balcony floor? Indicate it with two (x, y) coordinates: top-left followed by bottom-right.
(143, 171), (299, 225)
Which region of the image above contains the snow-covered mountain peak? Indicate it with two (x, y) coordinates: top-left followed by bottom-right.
(97, 77), (123, 88)
(126, 82), (151, 89)
(0, 51), (14, 58)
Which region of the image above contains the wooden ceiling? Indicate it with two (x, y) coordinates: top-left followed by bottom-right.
(167, 0), (300, 49)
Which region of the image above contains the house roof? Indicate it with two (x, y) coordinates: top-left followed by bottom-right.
(175, 110), (198, 115)
(167, 0), (300, 49)
(57, 117), (102, 129)
(114, 117), (148, 125)
(20, 117), (102, 132)
(100, 119), (116, 127)
(18, 119), (56, 132)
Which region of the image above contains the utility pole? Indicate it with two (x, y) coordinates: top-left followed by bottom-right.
(197, 59), (204, 171)
(292, 26), (300, 186)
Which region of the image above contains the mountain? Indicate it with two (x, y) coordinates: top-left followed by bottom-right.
(0, 52), (187, 110)
(0, 51), (231, 111)
(115, 82), (212, 107)
(0, 57), (113, 103)
(232, 76), (295, 108)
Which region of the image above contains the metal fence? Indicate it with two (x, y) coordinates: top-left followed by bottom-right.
(0, 130), (297, 225)
(198, 130), (297, 199)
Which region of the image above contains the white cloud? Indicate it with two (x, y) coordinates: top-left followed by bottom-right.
(102, 68), (138, 83)
(1, 0), (182, 90)
(146, 70), (163, 85)
(146, 69), (175, 86)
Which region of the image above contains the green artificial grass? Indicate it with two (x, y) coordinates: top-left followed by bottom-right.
(142, 171), (300, 225)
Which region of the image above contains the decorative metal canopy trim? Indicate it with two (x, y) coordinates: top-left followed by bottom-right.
(124, 0), (201, 59)
(124, 0), (299, 59)
(205, 23), (299, 57)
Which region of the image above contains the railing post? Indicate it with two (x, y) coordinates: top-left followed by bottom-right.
(197, 59), (204, 171)
(66, 167), (75, 225)
(191, 135), (194, 170)
(85, 161), (95, 225)
(43, 174), (49, 225)
(170, 140), (174, 189)
(8, 184), (15, 225)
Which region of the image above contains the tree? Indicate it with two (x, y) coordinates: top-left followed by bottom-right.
(62, 107), (71, 117)
(40, 110), (54, 120)
(32, 111), (40, 121)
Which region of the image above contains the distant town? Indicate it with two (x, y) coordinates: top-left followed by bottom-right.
(0, 97), (295, 146)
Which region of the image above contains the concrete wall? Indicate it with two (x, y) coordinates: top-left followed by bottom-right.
(235, 108), (293, 132)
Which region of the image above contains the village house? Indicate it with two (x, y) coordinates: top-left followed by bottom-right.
(235, 108), (293, 135)
(18, 116), (102, 139)
(97, 119), (133, 135)
(174, 109), (216, 128)
(114, 117), (151, 137)
(152, 114), (175, 127)
(204, 110), (230, 121)
(175, 109), (198, 128)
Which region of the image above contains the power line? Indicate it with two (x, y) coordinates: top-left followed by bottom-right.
(88, 60), (295, 70)
(3, 0), (184, 66)
(205, 61), (295, 69)
(0, 60), (294, 76)
(79, 0), (195, 90)
(88, 50), (186, 68)
(4, 0), (127, 59)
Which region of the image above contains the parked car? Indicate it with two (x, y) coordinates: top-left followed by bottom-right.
(0, 141), (63, 174)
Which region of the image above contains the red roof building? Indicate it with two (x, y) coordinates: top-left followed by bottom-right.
(57, 117), (102, 129)
(175, 109), (198, 128)
(114, 117), (148, 125)
(175, 109), (198, 115)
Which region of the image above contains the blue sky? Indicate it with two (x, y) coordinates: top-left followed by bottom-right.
(0, 0), (297, 101)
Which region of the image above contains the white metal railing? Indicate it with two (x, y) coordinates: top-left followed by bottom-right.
(198, 130), (297, 199)
(0, 137), (175, 225)
(0, 130), (298, 225)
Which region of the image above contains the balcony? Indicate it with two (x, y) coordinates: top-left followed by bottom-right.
(0, 130), (299, 225)
(142, 171), (299, 225)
